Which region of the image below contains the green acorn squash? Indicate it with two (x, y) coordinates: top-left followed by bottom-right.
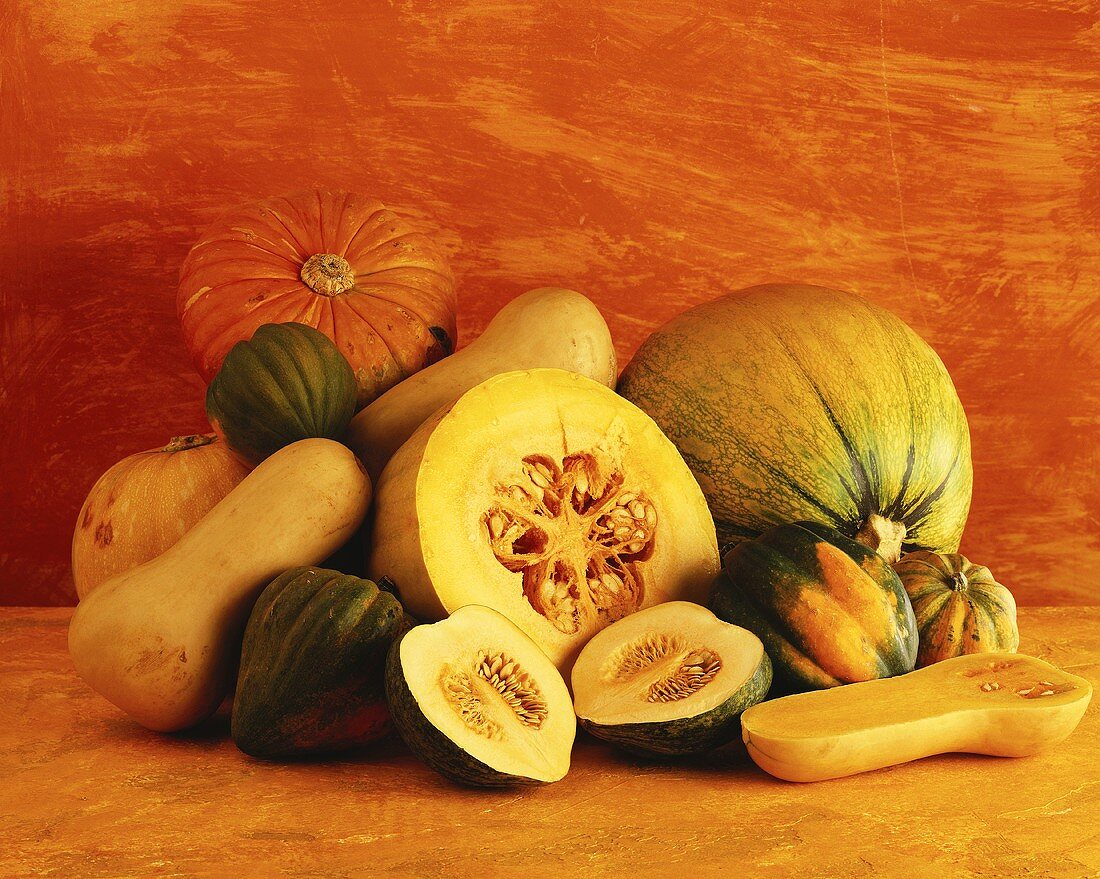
(232, 566), (409, 758)
(710, 521), (918, 693)
(572, 601), (771, 757)
(206, 322), (357, 465)
(385, 605), (575, 787)
(617, 284), (972, 564)
(893, 551), (1019, 668)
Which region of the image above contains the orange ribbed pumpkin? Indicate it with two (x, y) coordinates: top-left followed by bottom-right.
(178, 189), (457, 408)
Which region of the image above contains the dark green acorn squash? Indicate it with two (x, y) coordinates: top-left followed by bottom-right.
(232, 566), (410, 758)
(206, 322), (357, 465)
(710, 521), (918, 693)
(384, 605), (575, 787)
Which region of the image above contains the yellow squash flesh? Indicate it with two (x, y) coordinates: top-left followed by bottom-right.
(346, 288), (617, 480)
(741, 652), (1092, 782)
(68, 439), (372, 732)
(368, 368), (719, 671)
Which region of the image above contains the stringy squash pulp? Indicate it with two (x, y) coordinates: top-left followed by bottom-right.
(368, 369), (720, 670)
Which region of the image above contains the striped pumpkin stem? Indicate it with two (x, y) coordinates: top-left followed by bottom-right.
(854, 513), (907, 565)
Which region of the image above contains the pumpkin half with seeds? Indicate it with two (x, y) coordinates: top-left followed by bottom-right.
(368, 368), (720, 671)
(385, 605), (575, 786)
(572, 601), (771, 756)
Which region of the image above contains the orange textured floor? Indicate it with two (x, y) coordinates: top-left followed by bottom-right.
(1, 2), (1098, 607)
(1, 605), (1097, 877)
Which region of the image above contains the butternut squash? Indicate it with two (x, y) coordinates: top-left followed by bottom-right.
(741, 652), (1092, 782)
(68, 439), (372, 733)
(346, 288), (617, 479)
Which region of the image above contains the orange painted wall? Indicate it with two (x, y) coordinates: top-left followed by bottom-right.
(1, 1), (1097, 606)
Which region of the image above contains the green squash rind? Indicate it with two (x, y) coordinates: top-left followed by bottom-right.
(383, 636), (542, 788)
(206, 322), (358, 465)
(616, 285), (973, 555)
(232, 566), (409, 759)
(893, 550), (1020, 667)
(579, 650), (773, 757)
(710, 521), (918, 694)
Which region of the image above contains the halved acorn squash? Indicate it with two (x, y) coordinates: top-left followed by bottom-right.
(385, 605), (575, 787)
(368, 368), (720, 670)
(572, 601), (771, 756)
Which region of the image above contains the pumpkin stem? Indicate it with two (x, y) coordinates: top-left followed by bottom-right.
(854, 513), (907, 565)
(300, 253), (355, 296)
(950, 571), (969, 591)
(161, 434), (216, 453)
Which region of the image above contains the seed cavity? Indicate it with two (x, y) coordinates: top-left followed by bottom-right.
(483, 447), (658, 634)
(605, 633), (684, 682)
(441, 652), (548, 739)
(603, 634), (722, 703)
(476, 651), (548, 729)
(648, 648), (723, 703)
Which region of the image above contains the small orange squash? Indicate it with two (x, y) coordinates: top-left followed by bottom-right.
(72, 434), (251, 599)
(178, 189), (456, 408)
(893, 551), (1019, 667)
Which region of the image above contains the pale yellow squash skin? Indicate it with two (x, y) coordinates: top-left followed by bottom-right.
(741, 652), (1092, 782)
(368, 369), (719, 671)
(68, 439), (372, 733)
(346, 288), (617, 480)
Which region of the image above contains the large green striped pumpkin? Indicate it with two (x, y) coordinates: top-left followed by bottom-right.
(617, 285), (972, 563)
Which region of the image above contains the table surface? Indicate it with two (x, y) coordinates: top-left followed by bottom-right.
(2, 606), (1097, 879)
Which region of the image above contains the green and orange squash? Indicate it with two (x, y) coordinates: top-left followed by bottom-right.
(617, 284), (972, 564)
(710, 521), (918, 693)
(893, 551), (1019, 667)
(205, 322), (357, 465)
(233, 566), (411, 758)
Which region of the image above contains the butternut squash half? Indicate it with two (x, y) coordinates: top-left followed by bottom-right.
(741, 652), (1092, 782)
(346, 288), (617, 480)
(368, 368), (719, 670)
(68, 439), (372, 732)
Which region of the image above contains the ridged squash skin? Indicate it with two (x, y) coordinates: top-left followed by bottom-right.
(617, 285), (972, 563)
(178, 189), (456, 409)
(232, 567), (411, 758)
(72, 434), (251, 599)
(68, 440), (372, 732)
(893, 551), (1019, 667)
(710, 521), (918, 693)
(206, 322), (357, 466)
(346, 288), (617, 480)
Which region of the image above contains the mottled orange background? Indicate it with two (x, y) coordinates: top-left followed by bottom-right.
(1, 1), (1097, 606)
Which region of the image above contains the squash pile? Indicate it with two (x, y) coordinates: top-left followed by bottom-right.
(68, 190), (1089, 787)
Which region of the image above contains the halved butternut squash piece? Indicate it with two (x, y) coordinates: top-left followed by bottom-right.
(741, 652), (1092, 782)
(368, 368), (720, 670)
(385, 605), (575, 786)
